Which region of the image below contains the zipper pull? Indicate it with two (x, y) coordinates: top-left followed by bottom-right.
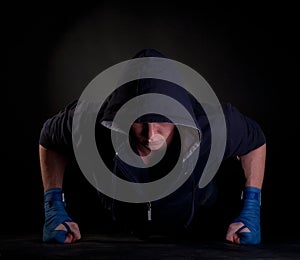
(147, 202), (152, 221)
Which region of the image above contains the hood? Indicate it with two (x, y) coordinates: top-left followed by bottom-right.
(98, 48), (201, 160)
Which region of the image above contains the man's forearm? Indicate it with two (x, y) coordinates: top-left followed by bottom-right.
(240, 143), (266, 188)
(39, 145), (68, 191)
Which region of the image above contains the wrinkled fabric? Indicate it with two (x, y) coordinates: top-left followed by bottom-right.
(232, 186), (261, 244)
(43, 188), (73, 243)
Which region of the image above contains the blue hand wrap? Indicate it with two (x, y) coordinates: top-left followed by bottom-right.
(233, 186), (261, 245)
(43, 188), (73, 243)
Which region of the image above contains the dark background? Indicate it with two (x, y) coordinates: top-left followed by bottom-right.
(2, 1), (298, 242)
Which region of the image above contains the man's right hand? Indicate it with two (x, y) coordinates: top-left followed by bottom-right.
(43, 188), (81, 243)
(53, 221), (81, 243)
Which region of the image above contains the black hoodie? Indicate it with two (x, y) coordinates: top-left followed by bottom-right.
(39, 48), (266, 232)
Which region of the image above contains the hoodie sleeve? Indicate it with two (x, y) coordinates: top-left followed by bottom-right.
(223, 103), (266, 160)
(39, 100), (78, 153)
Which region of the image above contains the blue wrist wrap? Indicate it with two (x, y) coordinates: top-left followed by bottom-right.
(43, 188), (73, 243)
(233, 186), (261, 245)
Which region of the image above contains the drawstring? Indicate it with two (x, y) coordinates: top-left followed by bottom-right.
(111, 153), (118, 221)
(184, 159), (196, 228)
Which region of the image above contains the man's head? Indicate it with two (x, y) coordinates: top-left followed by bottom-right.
(98, 48), (201, 164)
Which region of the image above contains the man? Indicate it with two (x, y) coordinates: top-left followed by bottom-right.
(39, 48), (266, 245)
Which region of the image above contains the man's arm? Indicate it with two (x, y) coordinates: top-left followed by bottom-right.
(226, 143), (266, 244)
(241, 143), (266, 189)
(39, 145), (81, 243)
(39, 145), (68, 191)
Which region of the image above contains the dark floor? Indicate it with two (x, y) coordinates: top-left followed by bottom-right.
(1, 233), (300, 259)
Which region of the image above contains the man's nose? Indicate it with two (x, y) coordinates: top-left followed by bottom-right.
(147, 123), (158, 139)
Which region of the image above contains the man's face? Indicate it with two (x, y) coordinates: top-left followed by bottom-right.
(130, 122), (175, 153)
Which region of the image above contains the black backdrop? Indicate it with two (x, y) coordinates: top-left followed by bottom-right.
(3, 1), (298, 241)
